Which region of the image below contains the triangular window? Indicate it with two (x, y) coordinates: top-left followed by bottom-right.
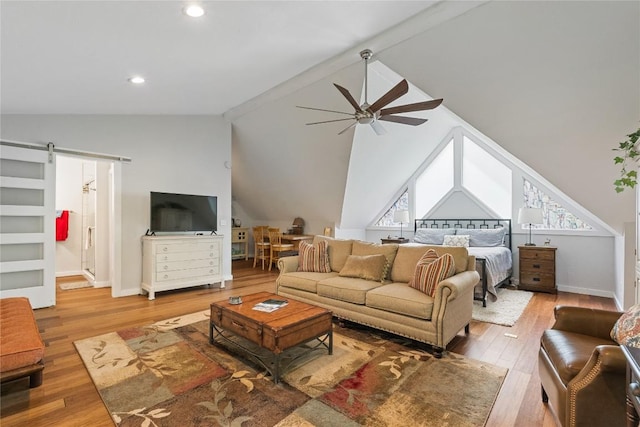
(523, 179), (592, 230)
(375, 189), (408, 226)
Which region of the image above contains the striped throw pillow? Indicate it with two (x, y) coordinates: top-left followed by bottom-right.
(408, 249), (455, 296)
(297, 240), (331, 273)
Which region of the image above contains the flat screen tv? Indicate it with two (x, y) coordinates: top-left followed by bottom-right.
(150, 192), (217, 233)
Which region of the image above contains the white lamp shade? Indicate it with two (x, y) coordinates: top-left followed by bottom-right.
(393, 210), (410, 224)
(517, 207), (543, 225)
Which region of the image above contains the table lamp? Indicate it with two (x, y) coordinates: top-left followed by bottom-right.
(518, 207), (543, 246)
(393, 210), (410, 238)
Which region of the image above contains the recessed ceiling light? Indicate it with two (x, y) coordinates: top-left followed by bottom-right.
(128, 76), (145, 84)
(184, 4), (205, 18)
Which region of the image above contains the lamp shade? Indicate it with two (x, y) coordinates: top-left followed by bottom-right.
(393, 210), (409, 224)
(517, 207), (543, 225)
(292, 217), (305, 227)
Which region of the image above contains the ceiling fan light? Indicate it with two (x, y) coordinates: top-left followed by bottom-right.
(358, 117), (374, 125)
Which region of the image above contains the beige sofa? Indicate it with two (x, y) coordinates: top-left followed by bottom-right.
(276, 236), (480, 357)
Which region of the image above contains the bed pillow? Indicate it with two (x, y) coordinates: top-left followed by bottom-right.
(443, 234), (469, 247)
(408, 249), (455, 296)
(297, 240), (331, 273)
(413, 228), (457, 245)
(338, 254), (388, 282)
(463, 228), (507, 247)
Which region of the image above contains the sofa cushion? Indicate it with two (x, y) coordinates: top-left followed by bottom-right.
(413, 228), (457, 245)
(443, 234), (469, 247)
(278, 271), (339, 293)
(339, 254), (388, 282)
(408, 249), (455, 296)
(391, 245), (469, 282)
(351, 241), (398, 280)
(541, 329), (616, 385)
(317, 276), (385, 304)
(313, 235), (353, 272)
(298, 240), (331, 273)
(366, 283), (434, 320)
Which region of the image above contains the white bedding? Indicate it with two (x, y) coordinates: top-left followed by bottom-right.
(467, 246), (513, 302)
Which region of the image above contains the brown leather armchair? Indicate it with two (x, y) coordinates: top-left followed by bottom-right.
(539, 306), (626, 427)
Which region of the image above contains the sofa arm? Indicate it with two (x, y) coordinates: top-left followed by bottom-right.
(277, 256), (299, 274)
(435, 270), (480, 301)
(567, 345), (626, 426)
(552, 306), (622, 340)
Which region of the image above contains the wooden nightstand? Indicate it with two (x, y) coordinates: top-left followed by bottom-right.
(381, 237), (409, 244)
(518, 245), (557, 293)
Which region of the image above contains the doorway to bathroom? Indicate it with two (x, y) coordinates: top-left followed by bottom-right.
(56, 155), (113, 288)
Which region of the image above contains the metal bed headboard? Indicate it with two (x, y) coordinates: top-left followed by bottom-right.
(414, 218), (512, 251)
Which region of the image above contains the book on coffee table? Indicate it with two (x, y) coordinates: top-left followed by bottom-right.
(252, 298), (288, 312)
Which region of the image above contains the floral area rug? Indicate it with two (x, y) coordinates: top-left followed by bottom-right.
(74, 310), (507, 427)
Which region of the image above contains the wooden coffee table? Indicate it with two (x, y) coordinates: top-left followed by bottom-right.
(209, 291), (332, 383)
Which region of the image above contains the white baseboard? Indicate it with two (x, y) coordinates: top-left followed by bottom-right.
(556, 284), (615, 299)
(56, 270), (84, 277)
(93, 280), (111, 288)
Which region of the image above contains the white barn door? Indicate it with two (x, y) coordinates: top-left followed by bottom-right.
(0, 143), (56, 308)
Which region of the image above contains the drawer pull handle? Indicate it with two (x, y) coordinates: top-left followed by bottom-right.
(533, 277), (540, 282)
(163, 274), (168, 279)
(164, 265), (168, 270)
(231, 321), (246, 330)
(533, 264), (540, 268)
(163, 247), (168, 252)
(630, 382), (640, 397)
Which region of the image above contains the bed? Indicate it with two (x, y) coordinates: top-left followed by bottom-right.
(414, 218), (513, 307)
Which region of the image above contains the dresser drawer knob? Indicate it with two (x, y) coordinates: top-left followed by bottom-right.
(630, 382), (640, 397)
(163, 274), (168, 279)
(533, 264), (540, 269)
(533, 277), (540, 282)
(164, 265), (168, 270)
(163, 247), (168, 252)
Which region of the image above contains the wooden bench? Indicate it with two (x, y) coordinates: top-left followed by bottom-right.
(0, 297), (45, 388)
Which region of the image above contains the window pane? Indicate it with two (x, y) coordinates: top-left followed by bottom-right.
(416, 140), (454, 217)
(462, 136), (511, 217)
(523, 179), (592, 230)
(375, 190), (408, 226)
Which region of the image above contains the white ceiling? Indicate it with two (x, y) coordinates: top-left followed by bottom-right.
(1, 0), (444, 115)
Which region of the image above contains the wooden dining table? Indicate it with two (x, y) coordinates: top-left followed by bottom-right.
(280, 234), (314, 251)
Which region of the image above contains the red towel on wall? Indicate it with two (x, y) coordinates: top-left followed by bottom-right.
(56, 210), (69, 241)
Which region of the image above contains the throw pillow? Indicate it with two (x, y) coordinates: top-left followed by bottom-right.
(408, 249), (455, 297)
(297, 240), (331, 273)
(413, 228), (457, 245)
(611, 304), (640, 348)
(443, 234), (469, 247)
(338, 254), (388, 282)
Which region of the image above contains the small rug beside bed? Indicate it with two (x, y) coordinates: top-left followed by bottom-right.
(472, 288), (533, 326)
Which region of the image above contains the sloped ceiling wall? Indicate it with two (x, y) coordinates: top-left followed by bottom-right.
(231, 0), (640, 234)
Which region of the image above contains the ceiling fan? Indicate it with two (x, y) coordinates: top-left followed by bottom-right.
(297, 49), (443, 135)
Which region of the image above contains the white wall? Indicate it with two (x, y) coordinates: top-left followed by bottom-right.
(1, 114), (232, 297)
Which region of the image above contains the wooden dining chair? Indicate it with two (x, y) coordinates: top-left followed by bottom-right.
(267, 227), (294, 271)
(252, 226), (270, 270)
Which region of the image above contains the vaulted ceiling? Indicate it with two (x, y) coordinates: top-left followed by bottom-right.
(2, 1), (639, 233)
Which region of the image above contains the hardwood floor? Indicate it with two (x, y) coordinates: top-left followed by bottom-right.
(1, 260), (617, 426)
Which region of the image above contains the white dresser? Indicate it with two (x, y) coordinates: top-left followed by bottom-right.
(141, 235), (224, 300)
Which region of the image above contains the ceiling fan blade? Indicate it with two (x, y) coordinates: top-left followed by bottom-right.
(378, 115), (428, 126)
(334, 84), (363, 112)
(306, 118), (356, 125)
(338, 121), (357, 135)
(380, 98), (443, 116)
(370, 120), (387, 135)
(367, 79), (409, 113)
(297, 105), (355, 116)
